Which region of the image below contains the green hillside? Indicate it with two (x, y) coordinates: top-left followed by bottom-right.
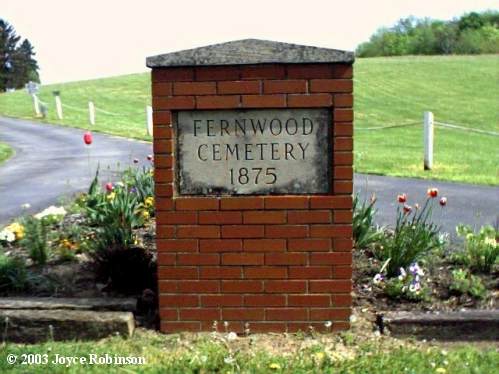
(0, 55), (497, 185)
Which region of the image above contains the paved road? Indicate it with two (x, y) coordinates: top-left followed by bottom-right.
(1, 117), (497, 234)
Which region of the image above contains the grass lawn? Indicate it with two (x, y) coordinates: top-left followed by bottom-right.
(0, 142), (14, 164)
(1, 329), (498, 373)
(0, 55), (497, 185)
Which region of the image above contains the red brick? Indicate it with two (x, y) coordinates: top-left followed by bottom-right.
(161, 321), (200, 333)
(244, 267), (287, 279)
(334, 181), (353, 194)
(155, 184), (173, 197)
(309, 79), (353, 93)
(265, 253), (307, 265)
(266, 308), (308, 321)
(222, 308), (264, 320)
(265, 225), (308, 238)
(199, 211), (242, 224)
(200, 295), (243, 307)
(218, 80), (260, 94)
(334, 109), (354, 121)
(334, 152), (353, 165)
(310, 225), (352, 239)
(243, 211), (286, 224)
(177, 225), (220, 238)
(243, 239), (286, 252)
(156, 198), (174, 211)
(153, 111), (172, 125)
(152, 67), (194, 82)
(309, 308), (351, 320)
(333, 239), (354, 252)
(334, 137), (353, 151)
(334, 210), (353, 223)
(287, 64), (333, 79)
(241, 65), (285, 79)
(173, 81), (216, 95)
(288, 239), (331, 252)
(310, 196), (352, 209)
(242, 95), (286, 108)
(156, 211), (197, 225)
(196, 95), (240, 109)
(310, 252), (352, 265)
(152, 82), (173, 96)
(332, 64), (353, 78)
(334, 94), (353, 107)
(157, 253), (175, 265)
(158, 266), (198, 279)
(333, 266), (353, 279)
(288, 266), (332, 279)
(200, 266), (242, 279)
(177, 254), (220, 266)
(175, 197), (219, 210)
(264, 196), (308, 209)
(309, 280), (352, 293)
(221, 280), (263, 293)
(334, 122), (354, 136)
(249, 322), (287, 333)
(265, 280), (307, 293)
(222, 253), (264, 265)
(179, 308), (221, 321)
(153, 126), (173, 139)
(332, 294), (353, 306)
(157, 239), (198, 252)
(195, 66), (240, 81)
(222, 225), (264, 238)
(221, 197), (264, 210)
(159, 309), (178, 320)
(156, 225), (175, 239)
(160, 295), (198, 307)
(153, 96), (195, 110)
(153, 139), (173, 154)
(245, 295), (286, 307)
(288, 211), (331, 224)
(155, 155), (173, 168)
(288, 295), (330, 307)
(334, 166), (354, 180)
(200, 239), (242, 252)
(178, 281), (220, 293)
(158, 281), (177, 292)
(264, 80), (307, 94)
(154, 169), (173, 183)
(288, 94), (332, 107)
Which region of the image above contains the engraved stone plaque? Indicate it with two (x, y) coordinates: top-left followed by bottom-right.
(176, 108), (331, 195)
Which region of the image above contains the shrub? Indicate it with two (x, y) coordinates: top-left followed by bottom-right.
(0, 253), (28, 292)
(374, 189), (446, 277)
(353, 194), (381, 248)
(19, 216), (51, 265)
(452, 224), (498, 273)
(374, 262), (430, 302)
(449, 269), (486, 299)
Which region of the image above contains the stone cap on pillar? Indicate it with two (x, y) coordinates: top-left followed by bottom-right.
(146, 39), (354, 68)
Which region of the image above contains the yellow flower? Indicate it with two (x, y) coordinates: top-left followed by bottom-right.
(436, 368), (447, 374)
(106, 192), (116, 200)
(142, 210), (150, 220)
(314, 352), (325, 361)
(144, 197), (154, 207)
(6, 222), (24, 240)
(268, 363), (281, 370)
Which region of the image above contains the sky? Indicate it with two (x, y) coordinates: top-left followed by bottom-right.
(2, 0), (497, 84)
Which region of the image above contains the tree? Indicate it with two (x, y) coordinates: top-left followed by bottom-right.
(0, 19), (39, 92)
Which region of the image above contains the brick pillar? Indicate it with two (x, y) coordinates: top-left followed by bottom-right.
(148, 40), (354, 333)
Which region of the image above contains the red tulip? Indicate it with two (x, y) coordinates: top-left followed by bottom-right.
(83, 131), (93, 145)
(105, 182), (113, 192)
(427, 188), (438, 198)
(133, 158), (139, 164)
(439, 197), (447, 206)
(403, 204), (412, 214)
(397, 193), (407, 203)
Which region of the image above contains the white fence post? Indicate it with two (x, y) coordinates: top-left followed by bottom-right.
(88, 101), (95, 125)
(55, 95), (63, 120)
(32, 94), (40, 116)
(424, 111), (434, 170)
(146, 105), (153, 136)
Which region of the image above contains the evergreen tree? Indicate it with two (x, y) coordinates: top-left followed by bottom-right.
(0, 19), (20, 91)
